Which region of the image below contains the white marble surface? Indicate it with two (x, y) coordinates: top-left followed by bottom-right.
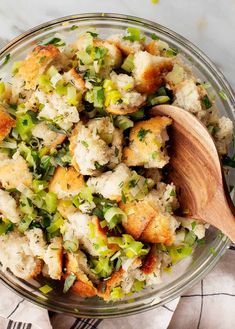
(0, 0), (234, 88)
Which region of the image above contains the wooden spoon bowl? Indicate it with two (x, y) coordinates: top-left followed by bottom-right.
(150, 105), (235, 243)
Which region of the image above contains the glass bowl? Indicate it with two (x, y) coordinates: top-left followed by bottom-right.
(0, 13), (234, 318)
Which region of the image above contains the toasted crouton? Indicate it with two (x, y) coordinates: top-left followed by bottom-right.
(63, 68), (86, 93)
(0, 154), (32, 189)
(17, 45), (60, 90)
(133, 51), (173, 94)
(32, 122), (66, 149)
(43, 237), (63, 280)
(0, 189), (20, 223)
(119, 199), (157, 240)
(49, 166), (85, 199)
(107, 34), (145, 56)
(94, 40), (122, 68)
(0, 231), (42, 279)
(145, 40), (160, 56)
(141, 245), (158, 275)
(65, 252), (97, 297)
(0, 106), (15, 142)
(123, 116), (172, 168)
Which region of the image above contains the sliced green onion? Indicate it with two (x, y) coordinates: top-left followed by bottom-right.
(77, 49), (93, 65)
(104, 207), (127, 229)
(0, 82), (5, 96)
(202, 94), (212, 109)
(63, 273), (77, 293)
(46, 212), (64, 233)
(0, 140), (17, 149)
(32, 180), (48, 193)
(16, 114), (34, 140)
(184, 231), (197, 246)
(47, 65), (58, 78)
(133, 280), (145, 292)
(39, 284), (53, 294)
(67, 85), (79, 106)
(115, 116), (134, 130)
(219, 90), (227, 100)
(0, 221), (14, 235)
(149, 95), (170, 106)
(121, 54), (134, 72)
(45, 192), (58, 213)
(93, 86), (104, 108)
(129, 108), (145, 121)
(105, 90), (122, 107)
(110, 287), (123, 300)
(19, 196), (34, 215)
(18, 216), (33, 233)
(103, 79), (115, 91)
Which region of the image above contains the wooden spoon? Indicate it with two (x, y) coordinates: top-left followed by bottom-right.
(150, 104), (235, 243)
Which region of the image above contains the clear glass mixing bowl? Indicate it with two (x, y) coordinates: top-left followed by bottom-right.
(0, 13), (234, 318)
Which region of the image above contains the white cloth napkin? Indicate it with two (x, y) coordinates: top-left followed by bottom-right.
(1, 248), (234, 329)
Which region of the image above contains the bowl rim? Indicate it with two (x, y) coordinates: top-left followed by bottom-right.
(0, 12), (233, 318)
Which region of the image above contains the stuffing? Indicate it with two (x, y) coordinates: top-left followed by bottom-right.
(214, 116), (234, 155)
(133, 51), (173, 94)
(49, 166), (85, 199)
(25, 228), (46, 258)
(106, 71), (146, 115)
(17, 45), (60, 90)
(123, 116), (172, 168)
(0, 106), (15, 142)
(177, 217), (207, 240)
(32, 122), (66, 149)
(98, 258), (142, 301)
(0, 189), (21, 223)
(0, 231), (42, 279)
(43, 237), (63, 280)
(0, 154), (32, 189)
(166, 63), (190, 86)
(63, 68), (86, 94)
(107, 34), (145, 55)
(36, 90), (80, 131)
(154, 182), (179, 212)
(65, 252), (97, 297)
(57, 199), (77, 219)
(120, 189), (179, 245)
(62, 212), (109, 257)
(87, 163), (131, 201)
(70, 117), (123, 175)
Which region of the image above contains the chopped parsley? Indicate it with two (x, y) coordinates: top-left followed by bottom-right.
(150, 33), (159, 40)
(70, 25), (79, 31)
(121, 191), (127, 204)
(151, 151), (158, 159)
(44, 37), (65, 47)
(123, 27), (142, 42)
(202, 95), (212, 109)
(137, 128), (151, 142)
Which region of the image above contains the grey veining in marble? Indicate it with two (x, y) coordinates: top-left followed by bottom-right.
(0, 0), (234, 87)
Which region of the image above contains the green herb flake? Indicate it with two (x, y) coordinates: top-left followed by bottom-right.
(123, 27), (142, 42)
(197, 238), (205, 246)
(2, 54), (10, 66)
(191, 221), (197, 230)
(87, 31), (98, 37)
(150, 33), (159, 40)
(81, 140), (89, 148)
(209, 247), (217, 255)
(44, 37), (65, 47)
(121, 191), (127, 204)
(70, 25), (79, 31)
(219, 90), (228, 101)
(63, 273), (77, 293)
(137, 128), (151, 142)
(202, 94), (212, 109)
(151, 151), (158, 159)
(165, 47), (178, 57)
(39, 284), (53, 294)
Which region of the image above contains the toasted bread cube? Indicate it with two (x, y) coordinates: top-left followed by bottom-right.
(141, 245), (158, 275)
(32, 122), (66, 149)
(63, 68), (86, 93)
(17, 45), (60, 90)
(133, 51), (173, 94)
(94, 40), (122, 68)
(213, 116), (233, 155)
(107, 34), (144, 56)
(49, 166), (85, 199)
(0, 154), (32, 189)
(145, 40), (160, 56)
(0, 189), (20, 223)
(0, 231), (42, 279)
(0, 106), (15, 142)
(123, 116), (172, 168)
(66, 252), (97, 297)
(43, 237), (63, 280)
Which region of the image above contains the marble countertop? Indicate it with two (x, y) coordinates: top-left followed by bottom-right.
(0, 0), (234, 88)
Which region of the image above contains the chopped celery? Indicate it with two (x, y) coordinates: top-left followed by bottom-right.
(16, 114), (34, 140)
(47, 65), (58, 78)
(79, 186), (93, 203)
(93, 86), (104, 108)
(104, 207), (127, 229)
(18, 216), (33, 233)
(45, 192), (58, 213)
(46, 212), (64, 233)
(110, 287), (123, 300)
(55, 82), (68, 96)
(105, 90), (122, 107)
(167, 245), (193, 264)
(18, 142), (38, 169)
(39, 284), (53, 294)
(103, 79), (115, 91)
(38, 74), (53, 93)
(91, 256), (113, 278)
(32, 180), (48, 192)
(63, 273), (77, 293)
(115, 116), (134, 130)
(123, 27), (142, 42)
(77, 49), (93, 65)
(149, 95), (170, 106)
(121, 54), (134, 72)
(67, 85), (79, 106)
